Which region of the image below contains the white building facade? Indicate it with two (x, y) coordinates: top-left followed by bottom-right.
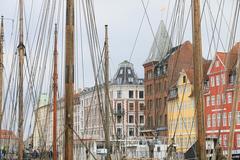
(33, 61), (145, 160)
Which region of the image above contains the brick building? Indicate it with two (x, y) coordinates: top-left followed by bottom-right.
(143, 30), (196, 137)
(204, 43), (240, 157)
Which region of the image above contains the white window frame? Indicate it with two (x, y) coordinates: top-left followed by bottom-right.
(211, 95), (215, 106)
(217, 94), (221, 105)
(237, 134), (240, 147)
(223, 112), (227, 126)
(206, 96), (210, 106)
(216, 75), (220, 86)
(212, 114), (216, 127)
(217, 113), (221, 127)
(237, 112), (240, 125)
(227, 92), (232, 104)
(221, 73), (225, 84)
(211, 76), (215, 87)
(207, 114), (211, 127)
(222, 94), (226, 104)
(228, 112), (232, 126)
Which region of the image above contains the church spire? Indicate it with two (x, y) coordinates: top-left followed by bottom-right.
(144, 20), (172, 64)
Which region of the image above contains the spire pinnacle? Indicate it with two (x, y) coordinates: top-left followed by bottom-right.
(144, 20), (172, 64)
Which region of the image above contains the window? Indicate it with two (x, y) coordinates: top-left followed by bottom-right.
(183, 76), (186, 83)
(147, 70), (153, 79)
(128, 77), (134, 83)
(217, 94), (221, 105)
(117, 116), (122, 123)
(128, 115), (134, 123)
(129, 128), (134, 137)
(207, 114), (211, 127)
(211, 76), (215, 87)
(129, 103), (134, 111)
(117, 90), (122, 98)
(222, 94), (226, 104)
(206, 96), (210, 106)
(212, 114), (216, 127)
(149, 100), (153, 110)
(127, 69), (131, 74)
(140, 115), (144, 124)
(237, 134), (240, 147)
(227, 92), (232, 104)
(119, 69), (123, 74)
(221, 74), (225, 84)
(117, 128), (122, 137)
(216, 75), (220, 86)
(217, 113), (221, 127)
(223, 134), (227, 146)
(211, 95), (215, 106)
(129, 90), (134, 98)
(139, 103), (145, 111)
(150, 84), (153, 95)
(223, 112), (227, 126)
(117, 78), (122, 84)
(229, 112), (232, 126)
(117, 103), (122, 111)
(229, 73), (235, 84)
(237, 112), (240, 125)
(139, 91), (144, 99)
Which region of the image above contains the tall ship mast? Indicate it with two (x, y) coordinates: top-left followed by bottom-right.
(18, 0), (25, 159)
(53, 24), (58, 160)
(0, 16), (4, 131)
(65, 0), (74, 159)
(192, 0), (206, 159)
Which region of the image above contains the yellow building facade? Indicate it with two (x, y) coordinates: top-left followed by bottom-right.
(167, 69), (196, 153)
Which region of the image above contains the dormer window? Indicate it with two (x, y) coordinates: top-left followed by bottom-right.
(128, 77), (134, 83)
(163, 64), (167, 73)
(128, 69), (131, 75)
(117, 78), (122, 84)
(119, 69), (123, 74)
(183, 76), (186, 83)
(169, 88), (177, 98)
(229, 73), (236, 84)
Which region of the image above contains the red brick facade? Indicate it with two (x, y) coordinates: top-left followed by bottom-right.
(143, 41), (195, 137)
(204, 43), (240, 156)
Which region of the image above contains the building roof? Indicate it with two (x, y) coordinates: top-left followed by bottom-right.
(226, 42), (240, 70)
(166, 41), (211, 93)
(207, 42), (240, 75)
(0, 130), (18, 140)
(185, 69), (194, 84)
(112, 60), (143, 85)
(144, 20), (172, 64)
(167, 41), (194, 86)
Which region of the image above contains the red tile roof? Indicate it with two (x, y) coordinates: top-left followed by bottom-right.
(216, 52), (227, 64)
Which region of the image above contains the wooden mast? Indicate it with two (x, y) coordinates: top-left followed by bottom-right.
(53, 24), (58, 160)
(65, 0), (74, 159)
(192, 0), (206, 159)
(18, 0), (25, 159)
(0, 16), (4, 131)
(104, 25), (111, 160)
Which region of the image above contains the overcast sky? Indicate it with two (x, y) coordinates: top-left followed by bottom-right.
(0, 0), (237, 90)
